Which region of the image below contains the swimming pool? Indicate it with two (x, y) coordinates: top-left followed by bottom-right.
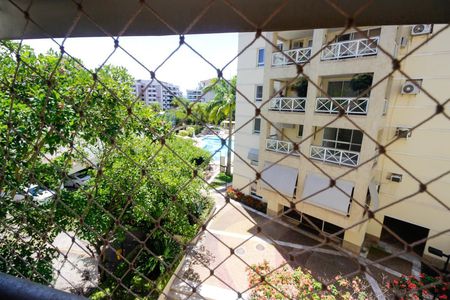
(200, 135), (234, 162)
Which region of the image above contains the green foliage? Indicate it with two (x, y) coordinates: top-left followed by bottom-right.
(168, 98), (209, 127)
(291, 77), (308, 97)
(247, 261), (372, 300)
(204, 76), (236, 175)
(0, 40), (210, 297)
(177, 126), (196, 137)
(0, 40), (151, 285)
(210, 172), (233, 188)
(185, 126), (195, 137)
(386, 273), (449, 300)
(205, 76), (237, 125)
(178, 129), (189, 136)
(61, 136), (211, 297)
(226, 187), (267, 213)
(350, 73), (373, 95)
(217, 172), (232, 183)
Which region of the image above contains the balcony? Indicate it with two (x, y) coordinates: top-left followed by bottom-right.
(265, 139), (296, 154)
(321, 37), (379, 60)
(310, 146), (359, 167)
(315, 97), (369, 115)
(269, 97), (306, 112)
(272, 47), (312, 66)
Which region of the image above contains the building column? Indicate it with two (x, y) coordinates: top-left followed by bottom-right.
(343, 226), (367, 254)
(266, 197), (283, 217)
(366, 216), (384, 242)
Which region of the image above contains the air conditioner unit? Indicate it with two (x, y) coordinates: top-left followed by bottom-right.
(401, 80), (420, 94)
(389, 173), (403, 183)
(411, 24), (433, 36)
(396, 127), (412, 139)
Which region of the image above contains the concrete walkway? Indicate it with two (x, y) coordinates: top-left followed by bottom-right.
(165, 189), (398, 299)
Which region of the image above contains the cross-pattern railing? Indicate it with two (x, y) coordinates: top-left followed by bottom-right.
(272, 47), (312, 66)
(266, 139), (295, 154)
(269, 97), (306, 112)
(315, 97), (369, 115)
(321, 37), (379, 60)
(310, 146), (360, 167)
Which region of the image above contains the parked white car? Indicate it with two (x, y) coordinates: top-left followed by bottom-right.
(64, 168), (92, 189)
(13, 185), (55, 205)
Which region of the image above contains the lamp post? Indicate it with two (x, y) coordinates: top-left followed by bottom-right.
(428, 246), (450, 273)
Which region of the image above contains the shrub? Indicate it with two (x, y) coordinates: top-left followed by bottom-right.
(247, 261), (371, 300)
(193, 125), (203, 135)
(186, 126), (196, 136)
(178, 129), (189, 137)
(226, 187), (267, 213)
(386, 274), (449, 300)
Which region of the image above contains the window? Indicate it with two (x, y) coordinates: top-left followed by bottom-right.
(307, 40), (313, 47)
(298, 125), (304, 137)
(291, 39), (303, 49)
(250, 160), (259, 166)
(322, 128), (363, 152)
(257, 48), (265, 67)
(327, 80), (358, 97)
(253, 118), (261, 133)
(336, 28), (381, 42)
(255, 85), (263, 101)
(277, 43), (283, 51)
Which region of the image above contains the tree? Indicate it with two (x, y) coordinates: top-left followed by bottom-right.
(0, 40), (212, 297)
(64, 136), (211, 298)
(205, 76), (237, 175)
(168, 97), (209, 129)
(0, 41), (149, 284)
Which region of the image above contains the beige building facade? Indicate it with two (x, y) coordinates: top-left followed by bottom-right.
(232, 24), (450, 264)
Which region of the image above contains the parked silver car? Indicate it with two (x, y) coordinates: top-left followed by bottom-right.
(64, 168), (92, 189)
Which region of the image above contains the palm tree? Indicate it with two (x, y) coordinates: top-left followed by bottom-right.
(205, 76), (237, 176)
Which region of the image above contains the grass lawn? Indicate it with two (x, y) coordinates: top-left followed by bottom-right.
(210, 172), (232, 188)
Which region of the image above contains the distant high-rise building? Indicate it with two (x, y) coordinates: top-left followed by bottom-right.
(186, 89), (203, 102)
(186, 78), (216, 103)
(133, 80), (182, 110)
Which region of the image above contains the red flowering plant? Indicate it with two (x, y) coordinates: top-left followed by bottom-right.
(247, 260), (371, 300)
(386, 273), (449, 299)
(226, 187), (267, 212)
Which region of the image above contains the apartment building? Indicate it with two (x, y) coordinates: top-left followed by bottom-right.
(133, 80), (182, 110)
(186, 79), (216, 102)
(186, 89), (203, 102)
(233, 25), (450, 262)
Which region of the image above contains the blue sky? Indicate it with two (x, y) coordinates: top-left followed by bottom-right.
(24, 33), (238, 94)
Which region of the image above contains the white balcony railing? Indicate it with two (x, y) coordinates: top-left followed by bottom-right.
(269, 97), (306, 112)
(310, 146), (359, 167)
(321, 37), (379, 60)
(266, 139), (295, 154)
(315, 97), (369, 115)
(272, 47), (312, 66)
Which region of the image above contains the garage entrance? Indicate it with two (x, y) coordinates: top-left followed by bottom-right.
(380, 216), (430, 256)
(282, 206), (345, 242)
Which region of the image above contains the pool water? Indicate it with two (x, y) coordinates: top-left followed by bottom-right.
(200, 135), (234, 162)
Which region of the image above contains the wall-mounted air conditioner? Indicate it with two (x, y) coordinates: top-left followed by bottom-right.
(396, 127), (412, 139)
(401, 80), (421, 95)
(389, 173), (403, 183)
(411, 24), (433, 36)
